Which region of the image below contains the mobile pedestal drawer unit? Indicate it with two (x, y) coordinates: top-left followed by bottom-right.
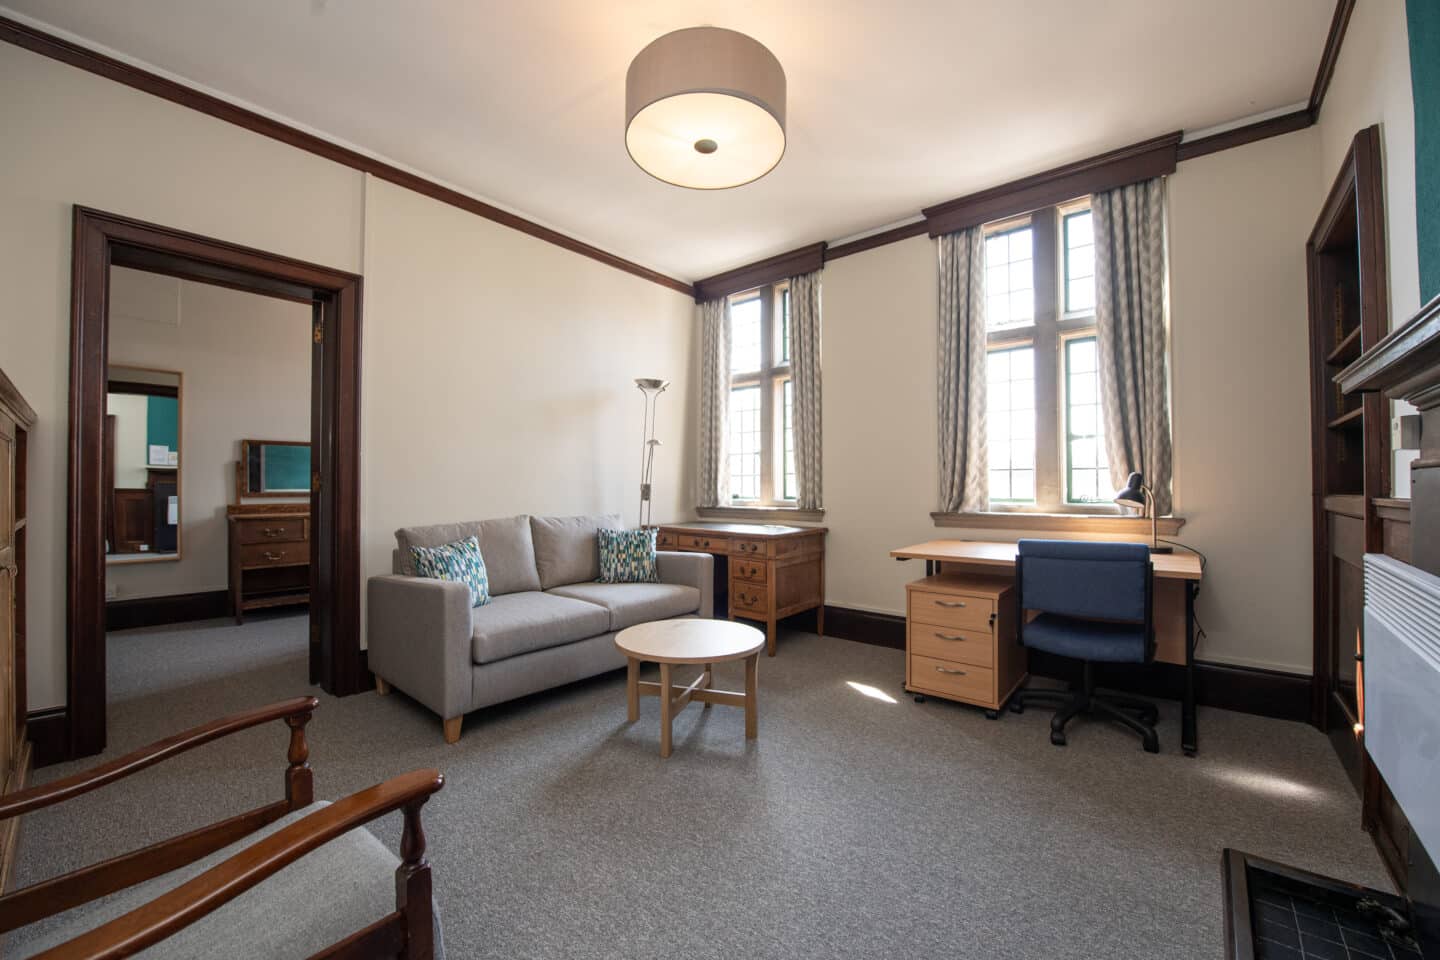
(905, 573), (1024, 718)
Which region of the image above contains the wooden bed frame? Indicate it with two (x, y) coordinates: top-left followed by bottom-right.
(0, 697), (443, 959)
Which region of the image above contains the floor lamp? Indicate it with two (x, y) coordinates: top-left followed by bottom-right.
(635, 378), (669, 528)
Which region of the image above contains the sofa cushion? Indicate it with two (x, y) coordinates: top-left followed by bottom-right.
(395, 516), (541, 596)
(409, 536), (491, 607)
(597, 528), (659, 584)
(529, 514), (622, 590)
(470, 591), (611, 664)
(547, 582), (701, 632)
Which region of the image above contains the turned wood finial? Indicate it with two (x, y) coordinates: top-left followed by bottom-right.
(400, 798), (430, 867)
(284, 711), (314, 808)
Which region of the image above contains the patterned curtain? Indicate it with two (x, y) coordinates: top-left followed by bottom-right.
(1093, 177), (1174, 515)
(696, 298), (730, 508)
(937, 226), (988, 513)
(789, 271), (823, 510)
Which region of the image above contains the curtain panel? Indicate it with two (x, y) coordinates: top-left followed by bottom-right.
(789, 270), (823, 510)
(937, 226), (989, 513)
(697, 297), (730, 508)
(1092, 177), (1174, 516)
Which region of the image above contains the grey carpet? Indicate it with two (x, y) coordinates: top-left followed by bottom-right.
(14, 614), (1389, 959)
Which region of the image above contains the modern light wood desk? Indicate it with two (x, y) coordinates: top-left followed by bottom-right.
(890, 539), (1205, 756)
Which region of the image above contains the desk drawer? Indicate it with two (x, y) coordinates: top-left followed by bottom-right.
(732, 557), (769, 583)
(732, 539), (768, 557)
(909, 654), (993, 704)
(680, 534), (728, 553)
(909, 590), (994, 631)
(731, 583), (767, 614)
(240, 542), (309, 568)
(235, 517), (307, 545)
(909, 624), (994, 668)
(657, 531), (678, 549)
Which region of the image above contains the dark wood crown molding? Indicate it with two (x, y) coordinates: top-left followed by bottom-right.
(692, 242), (826, 303)
(1310, 0), (1358, 120)
(922, 131), (1182, 238)
(0, 14), (694, 297)
(826, 220), (930, 261)
(1175, 109), (1314, 163)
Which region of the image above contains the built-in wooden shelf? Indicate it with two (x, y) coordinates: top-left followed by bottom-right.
(1328, 407), (1365, 430)
(1326, 326), (1362, 366)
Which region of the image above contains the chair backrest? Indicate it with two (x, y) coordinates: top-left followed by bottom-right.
(1016, 539), (1151, 622)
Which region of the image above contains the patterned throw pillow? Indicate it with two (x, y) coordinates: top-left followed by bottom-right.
(597, 528), (659, 584)
(409, 536), (491, 607)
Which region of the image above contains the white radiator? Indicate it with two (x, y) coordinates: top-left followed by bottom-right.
(1364, 553), (1440, 859)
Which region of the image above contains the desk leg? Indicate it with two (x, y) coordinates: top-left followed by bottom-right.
(1183, 581), (1198, 757)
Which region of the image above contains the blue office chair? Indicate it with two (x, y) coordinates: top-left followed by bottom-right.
(1010, 539), (1160, 753)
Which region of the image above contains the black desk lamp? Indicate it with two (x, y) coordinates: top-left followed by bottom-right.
(1114, 472), (1173, 554)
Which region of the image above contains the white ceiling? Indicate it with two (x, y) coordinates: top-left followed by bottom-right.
(3, 0), (1332, 281)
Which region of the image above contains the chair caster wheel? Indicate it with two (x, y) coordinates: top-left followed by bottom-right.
(1049, 731), (1067, 747)
(913, 694), (926, 703)
(984, 709), (999, 720)
(1144, 738), (1160, 754)
(1009, 700), (1024, 714)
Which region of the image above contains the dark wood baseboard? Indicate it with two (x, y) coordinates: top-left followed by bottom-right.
(105, 589), (230, 632)
(27, 707), (70, 768)
(818, 604), (1311, 723)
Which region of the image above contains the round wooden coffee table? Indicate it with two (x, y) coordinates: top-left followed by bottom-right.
(615, 619), (764, 758)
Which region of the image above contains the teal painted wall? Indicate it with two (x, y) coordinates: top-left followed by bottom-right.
(145, 395), (178, 455)
(262, 443), (310, 491)
(1412, 0), (1440, 302)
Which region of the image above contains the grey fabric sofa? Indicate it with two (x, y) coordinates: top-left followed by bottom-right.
(368, 514), (713, 742)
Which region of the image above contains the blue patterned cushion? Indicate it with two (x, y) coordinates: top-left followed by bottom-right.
(597, 528), (658, 584)
(409, 536), (490, 607)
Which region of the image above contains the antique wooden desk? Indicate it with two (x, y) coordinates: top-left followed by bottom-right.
(890, 539), (1205, 755)
(657, 521), (827, 657)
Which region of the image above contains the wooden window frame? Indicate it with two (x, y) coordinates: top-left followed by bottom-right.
(981, 200), (1121, 517)
(728, 282), (794, 508)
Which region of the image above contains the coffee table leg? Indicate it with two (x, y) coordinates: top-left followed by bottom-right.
(626, 657), (639, 723)
(703, 662), (713, 709)
(745, 653), (758, 740)
(659, 661), (673, 758)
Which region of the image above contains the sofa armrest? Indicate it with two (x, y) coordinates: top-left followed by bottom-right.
(367, 576), (472, 720)
(656, 551), (714, 618)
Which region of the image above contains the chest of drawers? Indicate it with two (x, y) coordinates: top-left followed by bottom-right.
(227, 506), (310, 624)
(904, 573), (1025, 717)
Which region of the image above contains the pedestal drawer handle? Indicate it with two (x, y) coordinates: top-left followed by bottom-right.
(263, 528), (283, 538)
(935, 633), (965, 641)
(934, 666), (968, 676)
(263, 551), (285, 561)
(935, 600), (967, 608)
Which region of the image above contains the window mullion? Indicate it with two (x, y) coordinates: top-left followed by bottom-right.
(758, 284), (776, 505)
(1030, 207), (1062, 511)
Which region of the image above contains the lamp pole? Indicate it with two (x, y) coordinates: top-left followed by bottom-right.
(635, 378), (669, 528)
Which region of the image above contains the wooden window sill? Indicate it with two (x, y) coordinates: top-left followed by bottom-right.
(696, 505), (826, 522)
(930, 511), (1185, 536)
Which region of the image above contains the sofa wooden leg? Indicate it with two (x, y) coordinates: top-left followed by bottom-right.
(375, 676), (391, 696)
(443, 716), (462, 744)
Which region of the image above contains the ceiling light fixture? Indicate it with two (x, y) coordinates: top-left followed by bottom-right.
(625, 27), (786, 190)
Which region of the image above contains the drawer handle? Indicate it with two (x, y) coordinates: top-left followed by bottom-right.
(935, 633), (965, 641)
(262, 551), (285, 561)
(702, 539), (710, 548)
(263, 528), (283, 537)
(934, 666), (968, 676)
(935, 600), (967, 608)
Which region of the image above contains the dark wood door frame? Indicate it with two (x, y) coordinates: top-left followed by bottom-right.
(68, 206), (364, 760)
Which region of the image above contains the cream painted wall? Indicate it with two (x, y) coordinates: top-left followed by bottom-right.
(819, 130), (1322, 673)
(0, 42), (363, 710)
(358, 176), (696, 638)
(105, 268), (311, 601)
(1318, 0), (1420, 327)
(1, 41), (695, 710)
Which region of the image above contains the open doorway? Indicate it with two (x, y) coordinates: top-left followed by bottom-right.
(67, 208), (364, 760)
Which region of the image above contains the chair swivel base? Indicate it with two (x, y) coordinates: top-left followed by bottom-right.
(1010, 664), (1159, 753)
